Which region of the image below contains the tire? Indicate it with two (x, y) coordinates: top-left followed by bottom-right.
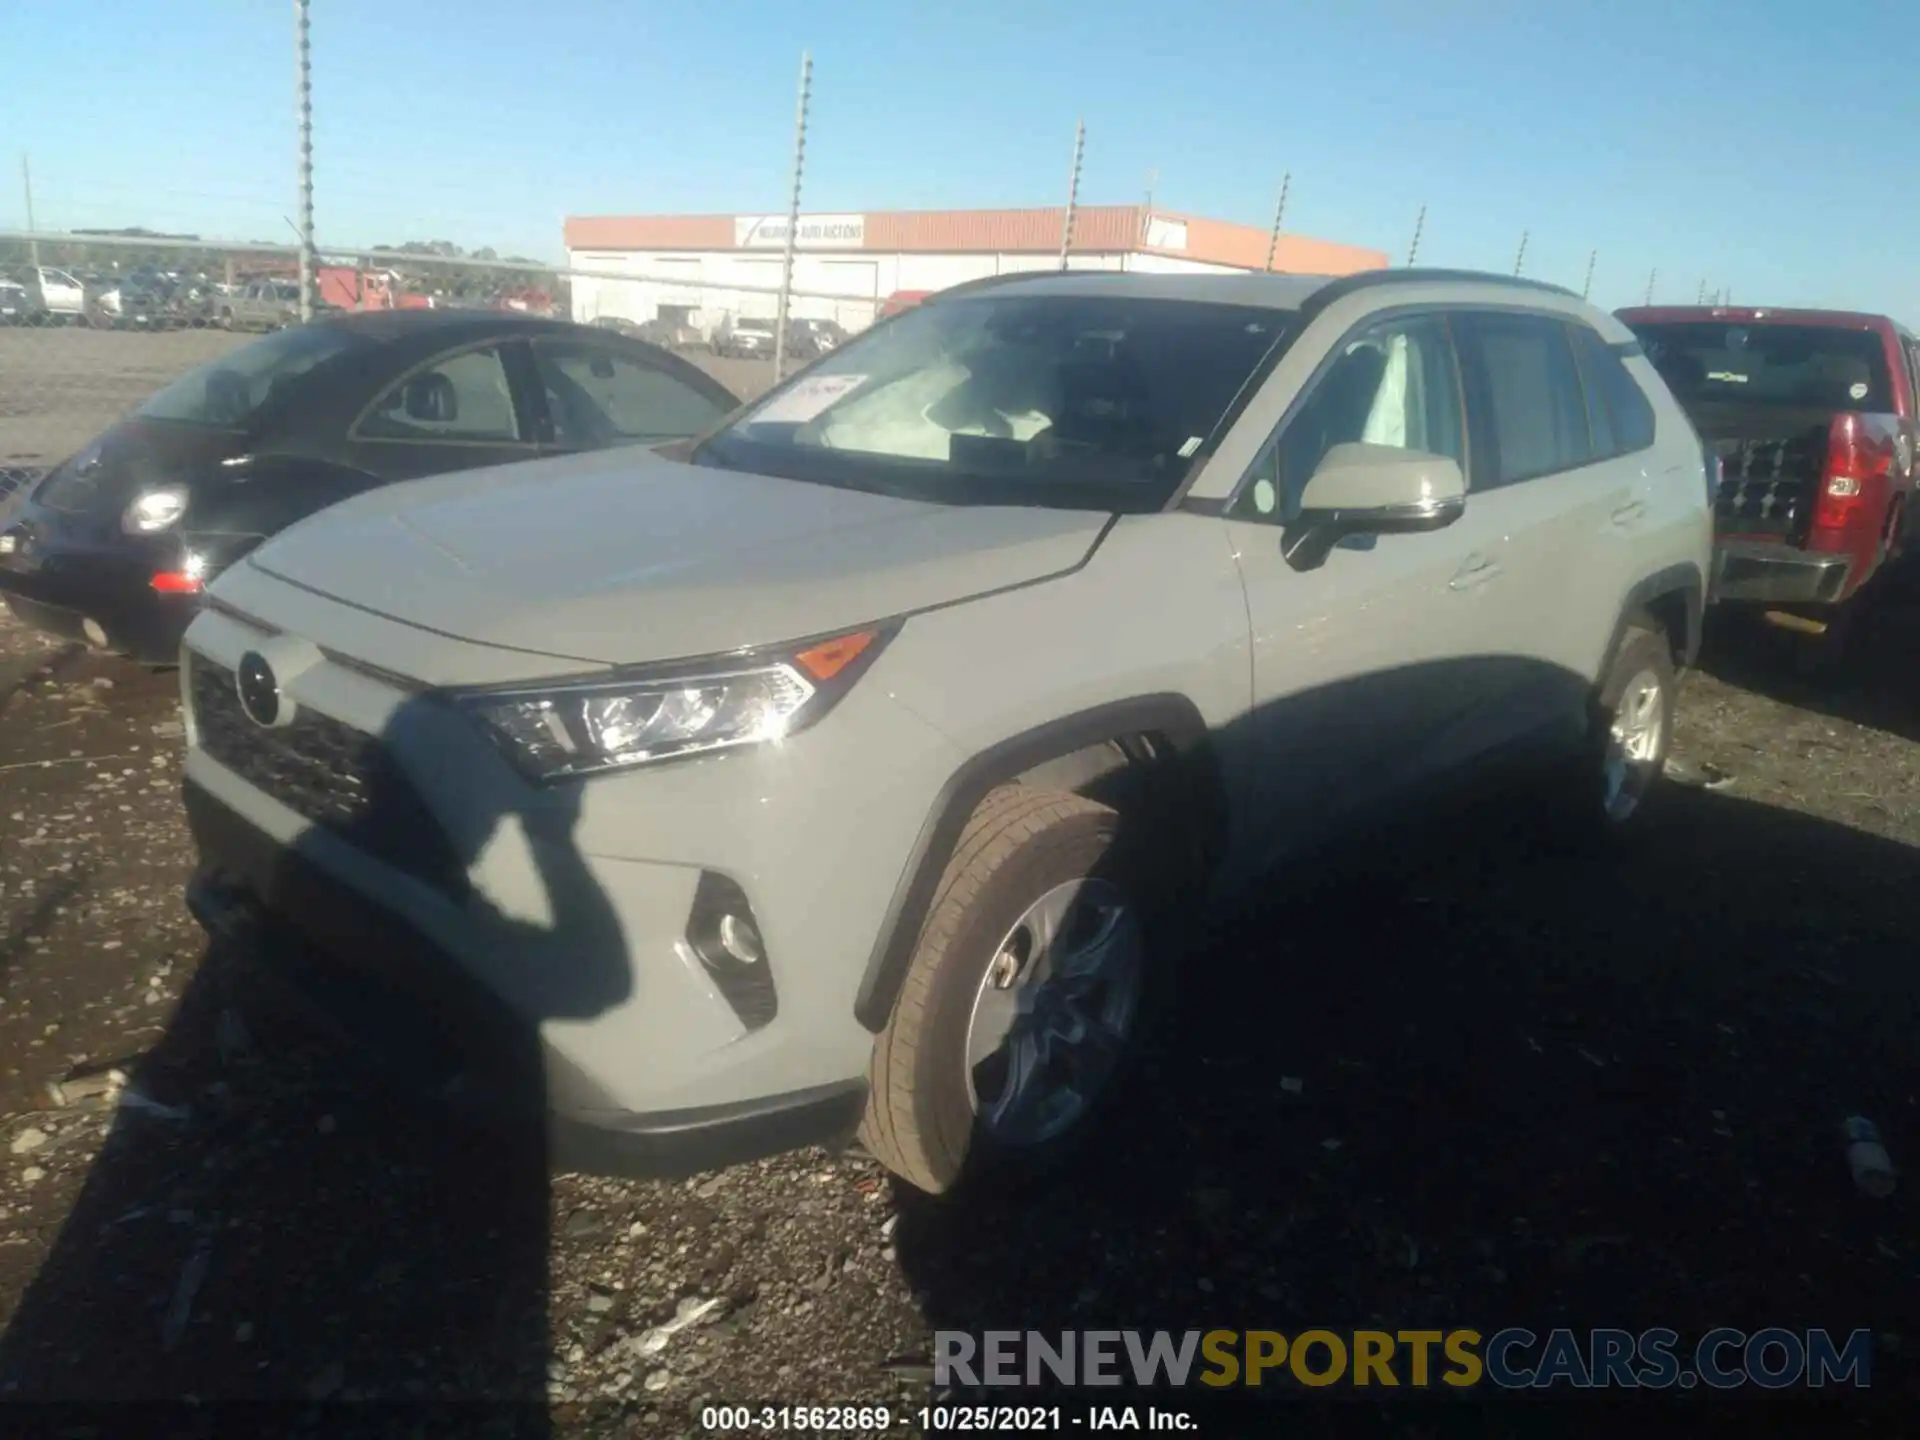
(858, 785), (1160, 1195)
(1542, 620), (1676, 840)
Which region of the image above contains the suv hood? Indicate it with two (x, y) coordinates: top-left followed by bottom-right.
(244, 446), (1111, 666)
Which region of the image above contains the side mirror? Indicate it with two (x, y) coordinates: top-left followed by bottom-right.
(1281, 442), (1466, 571)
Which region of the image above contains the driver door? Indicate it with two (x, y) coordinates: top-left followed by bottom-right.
(1215, 312), (1512, 877)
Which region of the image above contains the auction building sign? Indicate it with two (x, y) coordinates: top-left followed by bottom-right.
(733, 214), (866, 249)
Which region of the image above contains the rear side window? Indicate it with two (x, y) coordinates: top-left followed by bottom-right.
(1568, 324), (1656, 456)
(1454, 312), (1592, 488)
(530, 341), (730, 446)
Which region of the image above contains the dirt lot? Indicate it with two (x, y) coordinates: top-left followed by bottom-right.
(0, 325), (1918, 1432)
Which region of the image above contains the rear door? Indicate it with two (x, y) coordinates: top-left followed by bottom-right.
(524, 337), (737, 454)
(1446, 310), (1633, 749)
(343, 339), (544, 483)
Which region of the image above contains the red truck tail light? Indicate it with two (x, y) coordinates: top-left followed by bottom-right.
(1814, 414), (1893, 533)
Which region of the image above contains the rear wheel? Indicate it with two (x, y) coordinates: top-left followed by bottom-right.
(1539, 621), (1675, 840)
(858, 786), (1157, 1195)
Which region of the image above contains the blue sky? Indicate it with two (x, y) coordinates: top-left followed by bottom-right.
(2, 0), (1912, 320)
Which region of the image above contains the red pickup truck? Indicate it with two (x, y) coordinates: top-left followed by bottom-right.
(1615, 306), (1918, 649)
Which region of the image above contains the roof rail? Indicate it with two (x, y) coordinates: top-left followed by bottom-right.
(924, 270), (1082, 303)
(1297, 267), (1583, 324)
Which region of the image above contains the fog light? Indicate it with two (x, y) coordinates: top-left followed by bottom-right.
(718, 913), (764, 966)
(685, 871), (777, 1029)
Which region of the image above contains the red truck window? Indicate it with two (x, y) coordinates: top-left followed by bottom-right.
(1634, 322), (1895, 414)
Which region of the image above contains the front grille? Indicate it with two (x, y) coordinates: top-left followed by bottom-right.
(189, 656), (468, 899)
(1712, 431), (1822, 539)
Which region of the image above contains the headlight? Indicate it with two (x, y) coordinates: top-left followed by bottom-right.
(122, 486), (189, 534)
(457, 627), (889, 781)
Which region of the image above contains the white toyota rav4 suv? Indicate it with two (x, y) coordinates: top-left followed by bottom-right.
(178, 269), (1713, 1194)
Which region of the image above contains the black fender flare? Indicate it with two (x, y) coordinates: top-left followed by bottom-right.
(853, 694), (1224, 1033)
(1607, 561), (1706, 673)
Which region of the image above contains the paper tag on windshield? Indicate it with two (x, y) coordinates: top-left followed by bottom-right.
(749, 374), (867, 424)
(1849, 381), (1869, 401)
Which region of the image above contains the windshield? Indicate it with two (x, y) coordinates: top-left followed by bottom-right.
(135, 324), (360, 428)
(1630, 322), (1895, 412)
(698, 293), (1288, 511)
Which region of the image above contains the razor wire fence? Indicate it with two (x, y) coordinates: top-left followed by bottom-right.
(0, 228), (881, 497)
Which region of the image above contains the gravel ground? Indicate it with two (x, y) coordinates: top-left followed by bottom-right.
(0, 584), (1916, 1434)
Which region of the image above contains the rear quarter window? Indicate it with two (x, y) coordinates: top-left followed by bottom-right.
(1568, 324), (1656, 455)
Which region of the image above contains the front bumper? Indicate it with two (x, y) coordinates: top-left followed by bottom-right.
(182, 781), (867, 1177)
(1710, 539), (1852, 606)
(176, 590), (961, 1169)
(0, 515), (201, 662)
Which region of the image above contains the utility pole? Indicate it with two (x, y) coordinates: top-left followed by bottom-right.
(1144, 167), (1158, 213)
(1406, 203), (1426, 267)
(1058, 118), (1085, 271)
(1512, 230), (1529, 277)
(20, 154), (37, 267)
(1697, 277), (1707, 304)
(772, 49), (812, 382)
(1644, 267), (1656, 305)
(1264, 172), (1291, 272)
(294, 0), (314, 322)
(1581, 249), (1597, 301)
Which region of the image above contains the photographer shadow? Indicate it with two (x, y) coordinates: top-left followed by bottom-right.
(0, 688), (632, 1427)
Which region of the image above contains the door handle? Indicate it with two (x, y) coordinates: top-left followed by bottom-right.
(1449, 555), (1503, 591)
(1611, 499), (1648, 527)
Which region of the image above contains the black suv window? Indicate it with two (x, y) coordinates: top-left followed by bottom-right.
(1456, 312), (1592, 488)
(1568, 323), (1656, 457)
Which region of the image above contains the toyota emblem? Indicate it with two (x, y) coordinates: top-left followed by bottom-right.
(236, 651), (280, 727)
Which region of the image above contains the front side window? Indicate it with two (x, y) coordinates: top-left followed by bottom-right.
(134, 323), (362, 428)
(1629, 322), (1895, 414)
(1456, 312), (1592, 488)
(1235, 314), (1464, 523)
(530, 342), (730, 446)
(699, 294), (1288, 511)
(359, 345), (524, 443)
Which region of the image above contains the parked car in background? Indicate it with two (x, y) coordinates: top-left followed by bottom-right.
(172, 269), (1710, 1196)
(0, 277), (29, 325)
(589, 315), (641, 336)
(5, 266), (91, 325)
(34, 266), (90, 324)
(785, 316), (848, 360)
(637, 316), (703, 349)
(713, 314), (777, 358)
(98, 270), (217, 330)
(0, 311), (739, 663)
(1616, 305), (1918, 659)
(217, 280), (304, 331)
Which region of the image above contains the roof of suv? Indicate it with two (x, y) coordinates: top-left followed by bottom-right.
(922, 267), (1583, 314)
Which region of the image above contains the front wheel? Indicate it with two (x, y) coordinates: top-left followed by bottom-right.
(858, 786), (1156, 1195)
